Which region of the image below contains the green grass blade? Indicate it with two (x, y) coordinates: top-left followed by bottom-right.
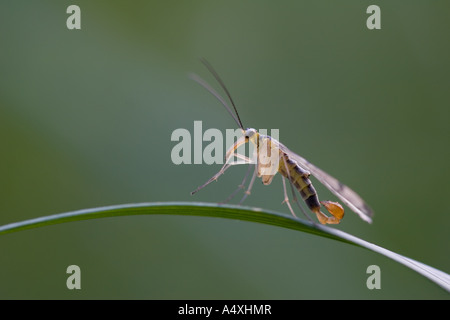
(0, 201), (449, 292)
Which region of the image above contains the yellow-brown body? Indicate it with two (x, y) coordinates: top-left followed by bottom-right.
(255, 134), (344, 224)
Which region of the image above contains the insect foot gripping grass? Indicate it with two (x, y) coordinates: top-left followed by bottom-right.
(189, 58), (373, 225)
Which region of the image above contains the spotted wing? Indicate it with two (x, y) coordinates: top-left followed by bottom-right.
(278, 143), (374, 223)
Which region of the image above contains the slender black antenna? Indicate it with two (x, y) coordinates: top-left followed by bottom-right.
(189, 73), (243, 130)
(198, 58), (245, 130)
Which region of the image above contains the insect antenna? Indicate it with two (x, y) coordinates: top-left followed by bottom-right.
(189, 73), (243, 130)
(190, 58), (245, 131)
(200, 58), (244, 130)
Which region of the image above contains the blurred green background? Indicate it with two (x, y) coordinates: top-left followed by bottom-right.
(0, 1), (449, 299)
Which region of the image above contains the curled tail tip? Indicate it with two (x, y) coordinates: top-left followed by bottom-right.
(321, 200), (345, 220)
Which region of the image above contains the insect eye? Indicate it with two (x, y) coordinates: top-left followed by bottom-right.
(245, 129), (255, 138)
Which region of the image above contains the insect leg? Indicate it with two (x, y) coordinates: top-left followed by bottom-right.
(191, 149), (254, 195)
(190, 162), (232, 195)
(239, 164), (258, 204)
(220, 163), (253, 204)
(288, 179), (315, 222)
(281, 176), (297, 218)
(191, 136), (251, 195)
(231, 152), (254, 165)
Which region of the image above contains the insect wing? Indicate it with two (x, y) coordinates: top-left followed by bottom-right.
(278, 143), (373, 223)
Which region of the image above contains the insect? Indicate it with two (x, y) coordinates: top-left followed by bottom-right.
(190, 59), (373, 224)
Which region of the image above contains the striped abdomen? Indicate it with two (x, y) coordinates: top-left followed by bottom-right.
(278, 152), (321, 212)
